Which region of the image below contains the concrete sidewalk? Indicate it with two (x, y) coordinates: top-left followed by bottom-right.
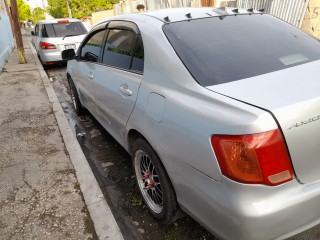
(0, 35), (122, 239)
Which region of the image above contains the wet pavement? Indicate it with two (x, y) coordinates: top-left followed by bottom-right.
(46, 65), (218, 240)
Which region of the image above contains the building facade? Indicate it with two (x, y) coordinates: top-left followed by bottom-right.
(0, 0), (14, 72)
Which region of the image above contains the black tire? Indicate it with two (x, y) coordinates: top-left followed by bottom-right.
(68, 78), (85, 115)
(132, 138), (179, 224)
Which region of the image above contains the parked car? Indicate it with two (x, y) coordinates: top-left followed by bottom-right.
(31, 18), (87, 67)
(62, 7), (320, 240)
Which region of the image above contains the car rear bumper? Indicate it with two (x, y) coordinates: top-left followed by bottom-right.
(39, 50), (64, 64)
(159, 149), (320, 240)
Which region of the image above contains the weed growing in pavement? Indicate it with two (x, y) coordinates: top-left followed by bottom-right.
(131, 196), (143, 206)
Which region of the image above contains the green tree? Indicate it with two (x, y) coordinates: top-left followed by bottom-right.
(70, 0), (118, 19)
(17, 0), (31, 21)
(47, 0), (69, 18)
(30, 7), (46, 23)
(47, 0), (118, 19)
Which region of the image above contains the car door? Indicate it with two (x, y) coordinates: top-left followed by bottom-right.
(72, 27), (107, 113)
(90, 21), (144, 146)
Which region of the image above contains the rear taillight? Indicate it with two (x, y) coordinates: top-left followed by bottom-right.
(57, 20), (69, 23)
(211, 130), (293, 186)
(40, 41), (56, 50)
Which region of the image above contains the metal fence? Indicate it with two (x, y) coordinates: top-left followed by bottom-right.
(236, 0), (309, 27)
(114, 0), (309, 28)
(136, 0), (202, 10)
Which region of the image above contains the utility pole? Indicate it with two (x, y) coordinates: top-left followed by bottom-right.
(10, 0), (27, 64)
(66, 0), (72, 18)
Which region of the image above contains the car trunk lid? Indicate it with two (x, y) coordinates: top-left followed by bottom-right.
(207, 60), (320, 184)
(54, 35), (85, 52)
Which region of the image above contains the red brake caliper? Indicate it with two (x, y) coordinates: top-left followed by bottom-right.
(142, 172), (151, 180)
(142, 172), (155, 189)
(144, 181), (155, 189)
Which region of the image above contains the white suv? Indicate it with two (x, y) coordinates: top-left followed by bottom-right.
(31, 18), (87, 67)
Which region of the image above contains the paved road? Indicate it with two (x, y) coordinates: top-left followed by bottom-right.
(46, 65), (320, 240)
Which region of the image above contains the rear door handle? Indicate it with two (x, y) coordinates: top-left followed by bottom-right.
(119, 84), (132, 96)
(88, 73), (93, 80)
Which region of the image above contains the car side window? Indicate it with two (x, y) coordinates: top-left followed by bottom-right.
(80, 30), (105, 63)
(131, 36), (144, 72)
(35, 24), (39, 36)
(41, 24), (49, 37)
(102, 29), (138, 70)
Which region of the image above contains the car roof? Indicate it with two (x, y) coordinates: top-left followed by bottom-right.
(98, 7), (265, 25)
(143, 7), (264, 22)
(37, 18), (81, 24)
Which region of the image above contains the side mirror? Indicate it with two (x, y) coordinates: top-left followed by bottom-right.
(31, 31), (35, 35)
(62, 49), (76, 60)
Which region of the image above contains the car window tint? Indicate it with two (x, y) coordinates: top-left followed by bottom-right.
(80, 30), (105, 62)
(42, 22), (87, 38)
(41, 24), (49, 37)
(35, 25), (39, 36)
(131, 36), (144, 72)
(102, 29), (136, 70)
(163, 14), (320, 86)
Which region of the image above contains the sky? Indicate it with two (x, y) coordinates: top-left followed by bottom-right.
(25, 0), (48, 10)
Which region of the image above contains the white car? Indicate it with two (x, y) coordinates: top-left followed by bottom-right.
(31, 18), (87, 67)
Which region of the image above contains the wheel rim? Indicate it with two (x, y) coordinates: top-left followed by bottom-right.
(134, 150), (163, 213)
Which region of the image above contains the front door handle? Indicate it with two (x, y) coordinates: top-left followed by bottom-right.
(119, 84), (132, 96)
(88, 73), (93, 80)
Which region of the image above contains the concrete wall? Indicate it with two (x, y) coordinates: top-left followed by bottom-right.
(0, 0), (14, 72)
(301, 0), (320, 40)
(92, 10), (114, 26)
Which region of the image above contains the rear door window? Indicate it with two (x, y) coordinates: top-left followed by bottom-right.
(102, 29), (137, 70)
(41, 22), (87, 38)
(131, 36), (144, 72)
(102, 26), (144, 73)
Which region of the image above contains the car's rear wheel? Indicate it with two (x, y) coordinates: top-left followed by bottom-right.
(68, 78), (84, 115)
(132, 138), (179, 224)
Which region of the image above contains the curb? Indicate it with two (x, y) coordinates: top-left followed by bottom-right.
(26, 37), (124, 240)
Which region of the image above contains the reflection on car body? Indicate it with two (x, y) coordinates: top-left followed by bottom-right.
(63, 7), (320, 240)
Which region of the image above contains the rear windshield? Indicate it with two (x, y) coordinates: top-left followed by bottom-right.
(163, 14), (320, 86)
(42, 22), (87, 38)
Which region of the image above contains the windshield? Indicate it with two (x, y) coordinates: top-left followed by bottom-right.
(42, 22), (87, 38)
(163, 14), (320, 86)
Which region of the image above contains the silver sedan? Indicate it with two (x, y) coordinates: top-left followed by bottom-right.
(63, 7), (320, 240)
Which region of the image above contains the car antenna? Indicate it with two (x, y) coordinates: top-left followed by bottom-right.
(247, 8), (254, 13)
(232, 8), (239, 14)
(212, 7), (228, 15)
